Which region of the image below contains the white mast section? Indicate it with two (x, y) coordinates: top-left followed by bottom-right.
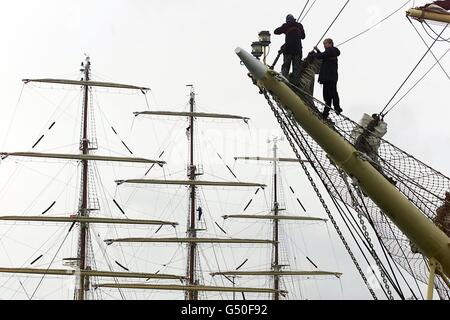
(0, 267), (185, 280)
(222, 215), (327, 222)
(0, 216), (178, 226)
(210, 270), (342, 277)
(116, 179), (265, 188)
(0, 152), (165, 165)
(94, 283), (287, 294)
(22, 79), (150, 92)
(134, 111), (249, 121)
(105, 237), (274, 245)
(234, 156), (308, 163)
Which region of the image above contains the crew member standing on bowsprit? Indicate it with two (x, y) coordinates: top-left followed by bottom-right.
(313, 38), (342, 120)
(274, 14), (306, 85)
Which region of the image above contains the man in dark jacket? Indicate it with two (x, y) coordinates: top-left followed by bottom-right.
(274, 14), (305, 84)
(313, 38), (342, 119)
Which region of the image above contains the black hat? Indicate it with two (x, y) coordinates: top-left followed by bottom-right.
(286, 14), (295, 23)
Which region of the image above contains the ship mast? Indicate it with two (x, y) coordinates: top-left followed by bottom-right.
(270, 137), (281, 300)
(77, 56), (92, 300)
(186, 85), (198, 300)
(217, 142), (341, 299)
(0, 59), (177, 300)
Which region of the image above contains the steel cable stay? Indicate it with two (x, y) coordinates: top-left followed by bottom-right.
(354, 178), (423, 300)
(314, 0), (350, 48)
(300, 0), (318, 23)
(423, 20), (450, 42)
(278, 106), (399, 300)
(335, 168), (403, 299)
(90, 228), (127, 300)
(298, 0), (311, 22)
(29, 223), (74, 300)
(387, 47), (450, 111)
(380, 21), (448, 117)
(336, 0), (412, 47)
(353, 183), (408, 299)
(408, 18), (450, 79)
(382, 212), (424, 300)
(0, 224), (66, 298)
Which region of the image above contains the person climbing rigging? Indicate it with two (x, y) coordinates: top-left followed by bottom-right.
(197, 206), (203, 220)
(313, 38), (342, 119)
(411, 192), (450, 254)
(274, 14), (306, 85)
(434, 192), (450, 238)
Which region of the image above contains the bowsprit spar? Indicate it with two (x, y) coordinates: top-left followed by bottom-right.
(236, 7), (450, 299)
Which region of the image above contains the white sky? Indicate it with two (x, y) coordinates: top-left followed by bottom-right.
(0, 0), (448, 300)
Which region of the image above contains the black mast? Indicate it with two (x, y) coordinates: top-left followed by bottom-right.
(186, 85), (198, 300)
(77, 56), (91, 300)
(271, 138), (280, 300)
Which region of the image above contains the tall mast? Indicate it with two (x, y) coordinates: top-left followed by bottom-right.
(271, 137), (281, 300)
(77, 56), (91, 300)
(8, 62), (153, 300)
(187, 85), (198, 300)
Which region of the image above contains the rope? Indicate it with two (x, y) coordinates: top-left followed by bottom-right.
(297, 0), (311, 22)
(337, 0), (411, 47)
(387, 47), (450, 113)
(423, 21), (450, 42)
(315, 0), (351, 47)
(300, 0), (318, 23)
(1, 84), (25, 150)
(29, 225), (74, 299)
(409, 17), (450, 80)
(380, 21), (448, 117)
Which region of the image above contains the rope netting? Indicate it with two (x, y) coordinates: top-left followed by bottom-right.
(259, 58), (450, 299)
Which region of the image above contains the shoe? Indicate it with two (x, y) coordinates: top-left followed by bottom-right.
(335, 107), (343, 115)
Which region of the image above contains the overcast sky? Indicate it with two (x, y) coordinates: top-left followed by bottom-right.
(0, 0), (448, 300)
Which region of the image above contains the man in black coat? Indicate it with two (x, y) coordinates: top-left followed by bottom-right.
(274, 14), (305, 84)
(313, 38), (342, 119)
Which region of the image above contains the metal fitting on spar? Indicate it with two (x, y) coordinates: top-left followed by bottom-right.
(235, 47), (268, 80)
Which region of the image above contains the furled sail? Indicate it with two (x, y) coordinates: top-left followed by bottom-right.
(22, 78), (150, 92)
(407, 1), (450, 24)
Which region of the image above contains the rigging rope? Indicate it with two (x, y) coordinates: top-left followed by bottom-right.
(298, 0), (311, 22)
(29, 224), (73, 300)
(380, 21), (448, 117)
(315, 0), (351, 47)
(387, 47), (450, 113)
(300, 0), (318, 23)
(336, 0), (412, 47)
(1, 84), (25, 151)
(409, 17), (450, 80)
(423, 21), (450, 42)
